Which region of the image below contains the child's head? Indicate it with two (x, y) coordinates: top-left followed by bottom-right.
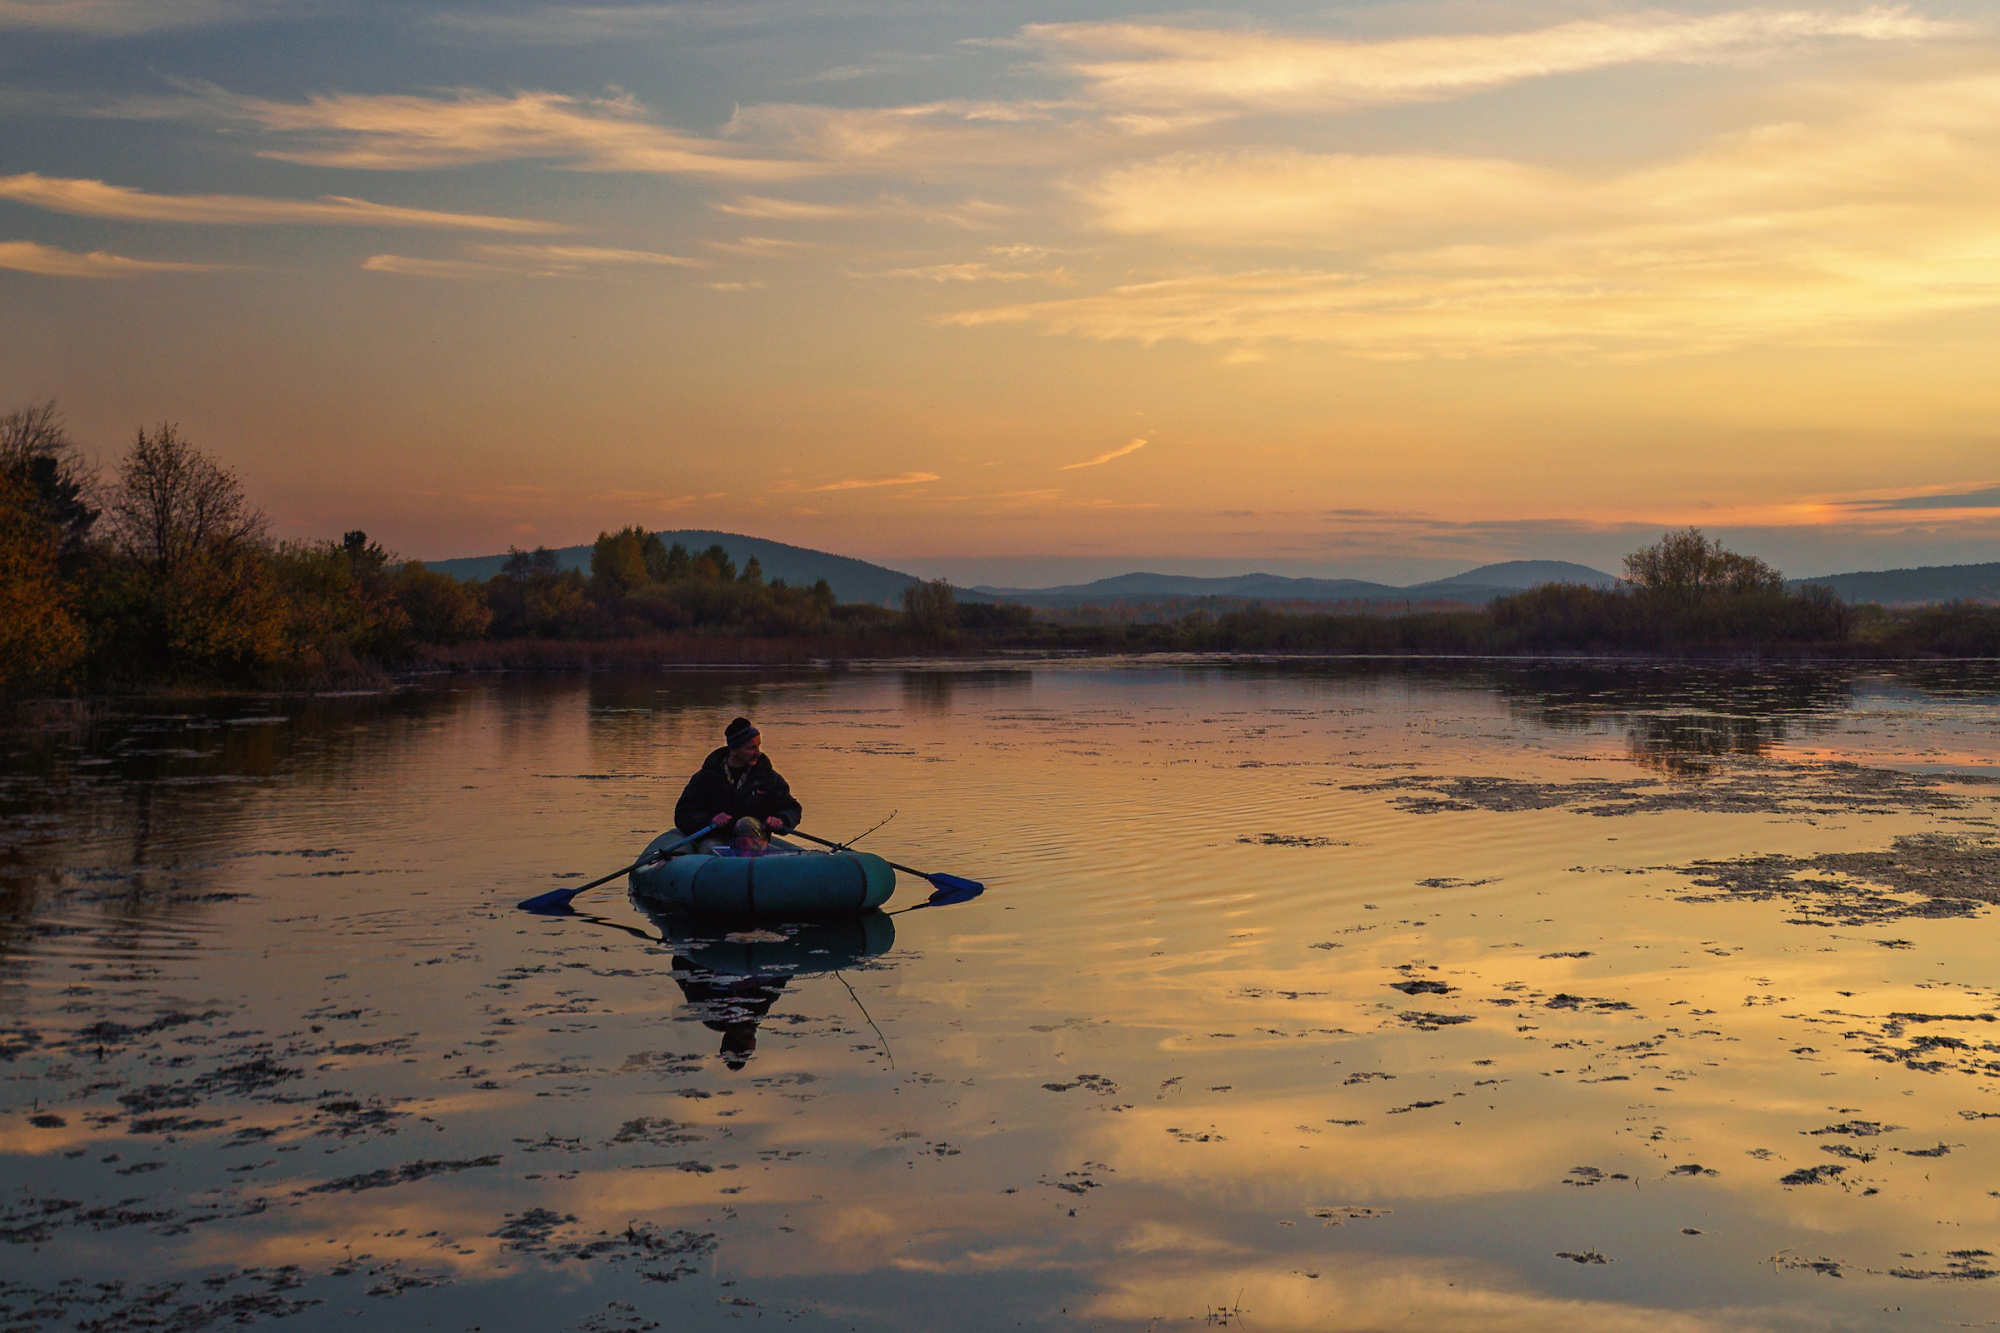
(732, 817), (769, 846)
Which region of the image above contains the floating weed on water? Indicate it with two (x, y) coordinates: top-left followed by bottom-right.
(1772, 1253), (1846, 1278)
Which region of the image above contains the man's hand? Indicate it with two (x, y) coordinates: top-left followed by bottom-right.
(765, 816), (784, 831)
(711, 813), (732, 829)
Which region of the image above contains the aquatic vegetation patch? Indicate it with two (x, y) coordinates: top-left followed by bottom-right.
(1347, 761), (1984, 819)
(298, 1156), (502, 1195)
(1671, 836), (2000, 925)
(0, 1269), (317, 1330)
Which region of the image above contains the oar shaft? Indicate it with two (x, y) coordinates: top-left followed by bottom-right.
(572, 859), (647, 895)
(519, 828), (708, 911)
(788, 829), (932, 882)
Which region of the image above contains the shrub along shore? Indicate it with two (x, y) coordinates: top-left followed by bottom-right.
(4, 403), (1998, 699)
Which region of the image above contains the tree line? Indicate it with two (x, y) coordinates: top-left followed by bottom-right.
(0, 405), (966, 694)
(5, 402), (1997, 696)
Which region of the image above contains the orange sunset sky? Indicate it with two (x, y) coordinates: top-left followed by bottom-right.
(5, 0), (2000, 584)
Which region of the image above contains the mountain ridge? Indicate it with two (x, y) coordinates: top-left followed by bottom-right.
(420, 537), (2000, 608)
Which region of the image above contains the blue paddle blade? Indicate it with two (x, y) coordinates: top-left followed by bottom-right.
(924, 878), (985, 906)
(517, 887), (583, 912)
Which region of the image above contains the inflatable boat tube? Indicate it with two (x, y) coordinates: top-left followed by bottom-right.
(628, 830), (896, 918)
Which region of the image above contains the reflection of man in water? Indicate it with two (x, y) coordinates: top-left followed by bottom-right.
(672, 960), (789, 1070)
(674, 717), (802, 848)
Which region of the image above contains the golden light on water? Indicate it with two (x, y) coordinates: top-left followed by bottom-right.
(4, 665), (1999, 1327)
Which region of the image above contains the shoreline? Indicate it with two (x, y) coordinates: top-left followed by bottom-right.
(12, 642), (2000, 716)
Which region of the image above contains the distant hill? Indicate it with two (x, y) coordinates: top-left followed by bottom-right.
(1414, 560), (1619, 591)
(970, 559), (1617, 609)
(419, 530), (925, 606)
(1794, 561), (2000, 606)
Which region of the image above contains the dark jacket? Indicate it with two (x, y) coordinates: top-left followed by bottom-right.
(674, 747), (802, 835)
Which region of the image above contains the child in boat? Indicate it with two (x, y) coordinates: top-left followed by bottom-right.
(728, 817), (774, 857)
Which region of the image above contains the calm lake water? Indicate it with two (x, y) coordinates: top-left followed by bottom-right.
(4, 660), (2000, 1331)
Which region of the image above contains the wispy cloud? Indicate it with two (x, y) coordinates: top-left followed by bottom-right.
(1083, 151), (1563, 245)
(1023, 8), (1951, 115)
(474, 243), (701, 268)
(1060, 438), (1147, 469)
(0, 0), (274, 34)
(1836, 483), (2000, 512)
(804, 471), (940, 491)
(0, 239), (217, 277)
(858, 261), (1061, 282)
(427, 1), (904, 45)
(954, 73), (2000, 358)
(361, 254), (509, 280)
(708, 235), (821, 256)
(212, 87), (820, 178)
(713, 194), (870, 220)
(363, 243), (702, 279)
(0, 173), (566, 232)
(724, 99), (1085, 169)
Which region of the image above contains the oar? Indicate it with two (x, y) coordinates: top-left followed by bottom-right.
(517, 828), (708, 913)
(889, 880), (986, 915)
(787, 829), (985, 900)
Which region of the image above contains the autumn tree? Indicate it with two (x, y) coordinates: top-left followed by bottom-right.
(590, 526), (651, 594)
(391, 562), (493, 644)
(1, 402), (97, 557)
(101, 424), (281, 677)
(0, 402), (94, 692)
(652, 540), (691, 582)
(1622, 528), (1784, 613)
(901, 577), (958, 643)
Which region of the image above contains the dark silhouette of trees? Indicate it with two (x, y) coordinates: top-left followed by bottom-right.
(0, 403), (94, 690)
(590, 526), (652, 595)
(97, 424), (283, 678)
(901, 577), (958, 643)
(1622, 527), (1784, 611)
(1, 403), (97, 557)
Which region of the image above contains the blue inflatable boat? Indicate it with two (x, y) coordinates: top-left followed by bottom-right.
(628, 830), (896, 918)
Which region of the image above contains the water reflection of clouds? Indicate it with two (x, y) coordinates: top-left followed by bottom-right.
(5, 665), (2000, 1328)
(1085, 1256), (1742, 1332)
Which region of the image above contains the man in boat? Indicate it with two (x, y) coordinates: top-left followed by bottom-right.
(674, 716), (802, 848)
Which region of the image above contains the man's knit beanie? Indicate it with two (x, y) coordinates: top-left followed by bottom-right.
(724, 717), (760, 748)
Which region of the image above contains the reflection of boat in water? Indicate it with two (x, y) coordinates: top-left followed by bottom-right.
(631, 900), (896, 1069)
(629, 830), (897, 917)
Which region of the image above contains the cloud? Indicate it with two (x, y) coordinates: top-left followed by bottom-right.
(1023, 8), (1951, 115)
(859, 261), (1060, 282)
(473, 243), (702, 268)
(427, 1), (901, 45)
(712, 193), (1013, 228)
(0, 239), (221, 274)
(713, 195), (870, 220)
(724, 99), (1087, 170)
(0, 239), (216, 277)
(216, 87), (820, 178)
(0, 0), (273, 34)
(0, 172), (565, 232)
(805, 472), (940, 491)
(360, 254), (510, 280)
(1083, 152), (1566, 245)
(954, 74), (2000, 359)
(362, 243), (703, 279)
(708, 235), (821, 256)
(1837, 483), (2000, 512)
(1061, 438), (1147, 469)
